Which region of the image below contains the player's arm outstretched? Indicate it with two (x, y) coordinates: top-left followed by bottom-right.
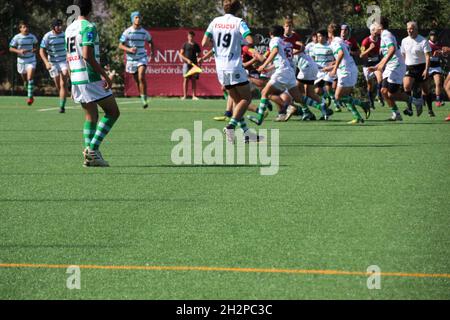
(257, 47), (277, 72)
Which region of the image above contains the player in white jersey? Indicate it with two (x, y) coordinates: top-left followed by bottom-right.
(119, 11), (154, 109)
(248, 25), (315, 125)
(368, 18), (422, 121)
(292, 50), (332, 120)
(401, 21), (433, 117)
(327, 23), (370, 124)
(304, 32), (317, 57)
(9, 21), (38, 106)
(311, 30), (339, 111)
(39, 19), (69, 113)
(66, 0), (120, 167)
(202, 0), (262, 143)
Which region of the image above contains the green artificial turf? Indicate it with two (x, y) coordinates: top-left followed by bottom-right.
(0, 96), (449, 299)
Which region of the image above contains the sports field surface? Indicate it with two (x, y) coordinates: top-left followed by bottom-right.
(0, 96), (449, 299)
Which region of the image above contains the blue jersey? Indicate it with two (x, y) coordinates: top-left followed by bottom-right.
(40, 31), (67, 63)
(9, 33), (38, 64)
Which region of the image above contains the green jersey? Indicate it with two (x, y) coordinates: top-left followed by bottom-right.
(65, 19), (101, 85)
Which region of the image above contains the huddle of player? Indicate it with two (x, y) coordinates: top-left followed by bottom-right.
(211, 8), (450, 131)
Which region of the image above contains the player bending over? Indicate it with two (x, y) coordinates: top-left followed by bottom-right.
(40, 19), (69, 113)
(9, 21), (38, 106)
(66, 0), (120, 167)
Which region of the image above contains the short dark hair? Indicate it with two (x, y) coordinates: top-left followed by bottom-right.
(327, 23), (340, 37)
(270, 25), (284, 37)
(317, 29), (327, 37)
(73, 0), (92, 16)
(18, 20), (28, 29)
(223, 0), (241, 15)
(188, 31), (195, 37)
(379, 16), (389, 29)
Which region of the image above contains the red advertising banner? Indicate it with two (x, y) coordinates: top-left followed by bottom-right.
(124, 28), (222, 97)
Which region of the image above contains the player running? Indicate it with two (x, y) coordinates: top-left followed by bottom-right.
(401, 21), (433, 117)
(368, 18), (422, 121)
(202, 0), (261, 143)
(119, 11), (154, 109)
(327, 23), (370, 124)
(248, 25), (315, 125)
(360, 24), (384, 109)
(9, 21), (38, 106)
(428, 30), (445, 107)
(39, 19), (69, 113)
(312, 30), (339, 112)
(66, 0), (120, 167)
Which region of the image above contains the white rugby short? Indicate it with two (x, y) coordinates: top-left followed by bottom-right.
(72, 80), (113, 104)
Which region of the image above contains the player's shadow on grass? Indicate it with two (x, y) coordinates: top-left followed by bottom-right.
(0, 244), (130, 249)
(114, 164), (289, 168)
(280, 143), (412, 148)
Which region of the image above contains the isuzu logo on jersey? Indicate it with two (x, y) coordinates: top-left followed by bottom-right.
(214, 23), (236, 30)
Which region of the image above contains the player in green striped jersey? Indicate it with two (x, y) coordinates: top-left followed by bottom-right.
(39, 19), (69, 113)
(66, 0), (120, 167)
(9, 21), (38, 106)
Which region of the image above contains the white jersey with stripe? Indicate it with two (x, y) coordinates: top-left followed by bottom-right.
(120, 26), (152, 62)
(380, 30), (405, 71)
(65, 19), (102, 85)
(270, 37), (293, 73)
(205, 14), (251, 71)
(40, 31), (67, 63)
(9, 33), (38, 64)
(304, 42), (315, 56)
(311, 42), (334, 69)
(295, 52), (317, 70)
(329, 36), (356, 76)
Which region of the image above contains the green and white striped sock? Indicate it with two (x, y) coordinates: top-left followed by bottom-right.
(89, 116), (117, 150)
(83, 121), (97, 148)
(341, 96), (362, 120)
(27, 80), (34, 98)
(238, 119), (249, 133)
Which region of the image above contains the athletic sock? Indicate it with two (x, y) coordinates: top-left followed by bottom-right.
(224, 110), (232, 118)
(391, 104), (399, 113)
(59, 98), (66, 109)
(367, 90), (374, 107)
(238, 119), (249, 133)
(256, 98), (269, 120)
(302, 96), (321, 110)
(27, 80), (34, 98)
(436, 95), (441, 102)
(140, 95), (147, 106)
(340, 96), (362, 120)
(89, 116), (117, 151)
(227, 117), (239, 129)
(83, 121), (97, 149)
(423, 94), (433, 111)
(405, 91), (413, 110)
